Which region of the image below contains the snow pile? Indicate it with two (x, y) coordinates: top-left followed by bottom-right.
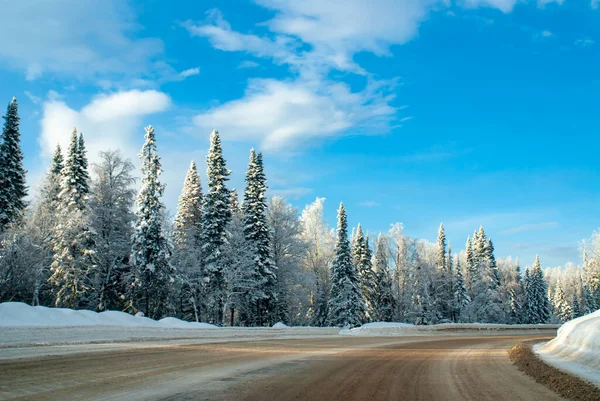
(342, 322), (559, 336)
(272, 322), (289, 328)
(535, 310), (600, 387)
(0, 302), (218, 329)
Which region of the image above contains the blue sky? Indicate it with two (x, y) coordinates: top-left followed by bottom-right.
(1, 0), (599, 267)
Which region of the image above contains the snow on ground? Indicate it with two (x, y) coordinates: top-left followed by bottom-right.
(342, 322), (559, 336)
(0, 302), (218, 328)
(273, 322), (289, 328)
(535, 310), (600, 387)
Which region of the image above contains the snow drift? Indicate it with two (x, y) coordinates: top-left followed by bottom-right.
(0, 302), (218, 329)
(535, 309), (600, 387)
(342, 322), (559, 336)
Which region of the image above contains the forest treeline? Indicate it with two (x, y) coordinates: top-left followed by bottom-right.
(0, 97), (599, 327)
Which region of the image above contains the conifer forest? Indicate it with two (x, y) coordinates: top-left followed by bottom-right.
(0, 97), (599, 327)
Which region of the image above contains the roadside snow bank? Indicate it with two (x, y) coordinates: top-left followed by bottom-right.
(342, 322), (559, 336)
(535, 310), (600, 387)
(273, 322), (289, 328)
(0, 302), (218, 329)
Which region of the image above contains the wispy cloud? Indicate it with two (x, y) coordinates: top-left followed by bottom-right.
(501, 222), (558, 235)
(24, 91), (41, 104)
(359, 201), (381, 207)
(400, 116), (414, 122)
(179, 67), (200, 78)
(575, 37), (595, 47)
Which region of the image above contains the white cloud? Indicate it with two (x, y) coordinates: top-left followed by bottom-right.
(537, 0), (565, 7)
(39, 90), (171, 163)
(575, 37), (595, 47)
(179, 67), (200, 78)
(541, 30), (553, 37)
(461, 0), (518, 13)
(358, 201), (381, 207)
(24, 91), (41, 104)
(238, 60), (261, 69)
(0, 0), (165, 81)
(194, 78), (395, 150)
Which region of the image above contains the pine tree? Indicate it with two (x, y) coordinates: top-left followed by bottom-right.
(50, 130), (96, 309)
(174, 161), (203, 247)
(526, 256), (551, 324)
(434, 223), (451, 321)
(352, 224), (365, 267)
(571, 293), (581, 319)
(201, 130), (231, 325)
(0, 97), (27, 230)
(453, 258), (470, 321)
(173, 160), (204, 322)
(130, 126), (174, 319)
(358, 234), (376, 321)
(553, 278), (572, 323)
(465, 237), (475, 296)
(372, 233), (395, 321)
(328, 203), (365, 328)
(243, 149), (276, 326)
(59, 130), (89, 210)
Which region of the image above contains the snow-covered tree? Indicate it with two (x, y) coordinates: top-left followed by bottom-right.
(223, 189), (255, 326)
(328, 203), (366, 327)
(524, 256), (551, 324)
(390, 223), (411, 322)
(453, 258), (470, 320)
(172, 161), (204, 321)
(174, 161), (203, 247)
(49, 130), (96, 309)
(571, 293), (581, 319)
(243, 150), (276, 325)
(553, 278), (572, 323)
(267, 196), (308, 325)
(434, 223), (451, 321)
(88, 150), (136, 311)
(129, 126), (174, 319)
(300, 198), (334, 326)
(0, 97), (27, 230)
(353, 225), (375, 321)
(201, 130), (231, 325)
(372, 233), (395, 322)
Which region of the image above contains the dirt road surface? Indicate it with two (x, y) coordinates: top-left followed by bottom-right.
(0, 335), (562, 401)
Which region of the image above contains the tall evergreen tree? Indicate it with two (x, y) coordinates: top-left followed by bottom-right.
(553, 278), (572, 323)
(129, 126), (174, 319)
(0, 97), (27, 230)
(372, 233), (395, 322)
(358, 234), (376, 321)
(525, 256), (551, 324)
(173, 161), (204, 322)
(571, 293), (581, 319)
(50, 130), (96, 308)
(465, 237), (475, 295)
(174, 161), (203, 247)
(435, 223), (451, 320)
(202, 130), (231, 325)
(328, 203), (365, 327)
(243, 149), (276, 325)
(454, 258), (470, 320)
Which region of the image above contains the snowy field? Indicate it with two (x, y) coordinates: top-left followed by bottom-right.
(535, 310), (600, 387)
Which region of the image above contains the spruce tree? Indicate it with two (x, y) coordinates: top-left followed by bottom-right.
(202, 130), (231, 325)
(526, 256), (551, 324)
(372, 233), (394, 321)
(243, 149), (276, 326)
(130, 126), (174, 319)
(465, 237), (475, 295)
(571, 293), (581, 319)
(454, 258), (470, 320)
(435, 223), (451, 320)
(50, 130), (96, 308)
(553, 278), (572, 323)
(328, 203), (365, 327)
(173, 160), (204, 321)
(0, 97), (27, 230)
(174, 161), (203, 247)
(358, 234), (376, 321)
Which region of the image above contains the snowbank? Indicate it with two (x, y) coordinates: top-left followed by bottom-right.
(535, 310), (600, 387)
(273, 322), (289, 328)
(0, 302), (218, 329)
(342, 322), (559, 336)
